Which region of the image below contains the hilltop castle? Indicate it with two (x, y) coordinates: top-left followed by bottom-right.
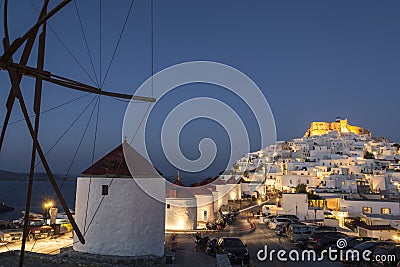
(304, 118), (371, 137)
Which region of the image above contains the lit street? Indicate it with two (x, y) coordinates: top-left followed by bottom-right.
(242, 222), (346, 267)
(169, 217), (348, 267)
(0, 233), (73, 255)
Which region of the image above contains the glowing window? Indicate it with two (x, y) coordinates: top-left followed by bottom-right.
(363, 207), (372, 214)
(381, 208), (391, 215)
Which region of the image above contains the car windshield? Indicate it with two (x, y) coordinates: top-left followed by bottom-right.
(293, 228), (302, 234)
(354, 242), (376, 250)
(276, 218), (289, 222)
(224, 239), (244, 247)
(293, 226), (311, 234)
(315, 227), (336, 231)
(30, 220), (44, 227)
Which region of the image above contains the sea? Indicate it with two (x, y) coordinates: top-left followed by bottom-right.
(0, 180), (76, 221)
(0, 175), (208, 221)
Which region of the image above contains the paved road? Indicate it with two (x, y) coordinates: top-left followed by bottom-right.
(0, 221), (349, 267)
(172, 219), (348, 267)
(242, 222), (346, 267)
(0, 233), (73, 255)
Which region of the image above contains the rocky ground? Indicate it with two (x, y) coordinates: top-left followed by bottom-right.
(0, 249), (164, 267)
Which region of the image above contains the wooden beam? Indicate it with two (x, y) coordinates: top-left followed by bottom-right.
(1, 0), (72, 62)
(7, 65), (86, 245)
(19, 1), (49, 266)
(0, 62), (156, 102)
(0, 0), (53, 151)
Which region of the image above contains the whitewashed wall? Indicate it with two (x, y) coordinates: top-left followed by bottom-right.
(280, 194), (308, 221)
(73, 177), (165, 257)
(165, 198), (197, 230)
(195, 194), (214, 223)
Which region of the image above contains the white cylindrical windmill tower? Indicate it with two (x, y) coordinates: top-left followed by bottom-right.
(73, 141), (165, 257)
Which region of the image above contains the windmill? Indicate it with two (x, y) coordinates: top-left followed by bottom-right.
(0, 1), (155, 266)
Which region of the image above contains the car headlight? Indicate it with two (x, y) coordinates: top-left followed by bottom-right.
(227, 252), (234, 257)
(34, 230), (40, 234)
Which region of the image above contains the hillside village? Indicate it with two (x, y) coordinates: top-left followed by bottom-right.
(70, 118), (400, 258)
(218, 118), (400, 240)
(235, 118), (400, 196)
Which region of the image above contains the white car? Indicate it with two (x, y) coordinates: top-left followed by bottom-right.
(0, 229), (23, 243)
(268, 218), (293, 230)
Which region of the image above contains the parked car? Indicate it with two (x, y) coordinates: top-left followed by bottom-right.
(329, 237), (378, 250)
(352, 241), (395, 253)
(373, 245), (400, 267)
(0, 229), (23, 243)
(287, 224), (313, 242)
(275, 224), (284, 236)
(312, 226), (337, 233)
(342, 241), (395, 265)
(217, 237), (250, 265)
(269, 218), (294, 230)
(26, 219), (54, 241)
(307, 231), (348, 251)
(276, 214), (300, 222)
(263, 215), (277, 224)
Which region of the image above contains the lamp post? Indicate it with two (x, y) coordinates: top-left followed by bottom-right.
(43, 201), (53, 225)
(314, 208), (317, 223)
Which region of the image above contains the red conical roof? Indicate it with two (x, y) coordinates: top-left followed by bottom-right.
(81, 141), (161, 178)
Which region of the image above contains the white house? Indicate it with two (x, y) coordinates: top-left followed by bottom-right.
(212, 179), (229, 208)
(192, 186), (215, 226)
(225, 176), (241, 201)
(280, 194), (308, 220)
(165, 184), (197, 231)
(73, 141), (165, 257)
(358, 224), (399, 241)
(276, 174), (319, 192)
(280, 193), (324, 221)
(338, 199), (400, 217)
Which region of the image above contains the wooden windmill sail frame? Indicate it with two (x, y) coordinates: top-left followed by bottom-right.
(0, 1), (155, 266)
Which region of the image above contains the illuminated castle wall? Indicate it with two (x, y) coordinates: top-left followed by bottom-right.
(304, 119), (371, 137)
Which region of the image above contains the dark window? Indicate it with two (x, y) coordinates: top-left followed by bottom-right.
(102, 185), (109, 195)
(167, 204), (171, 209)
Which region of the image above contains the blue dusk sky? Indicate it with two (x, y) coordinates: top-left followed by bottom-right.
(0, 0), (399, 178)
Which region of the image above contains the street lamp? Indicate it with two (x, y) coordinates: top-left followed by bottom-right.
(43, 201), (53, 225)
(44, 201), (53, 209)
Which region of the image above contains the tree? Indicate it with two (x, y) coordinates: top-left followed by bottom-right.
(364, 151), (375, 159)
(294, 184), (307, 194)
